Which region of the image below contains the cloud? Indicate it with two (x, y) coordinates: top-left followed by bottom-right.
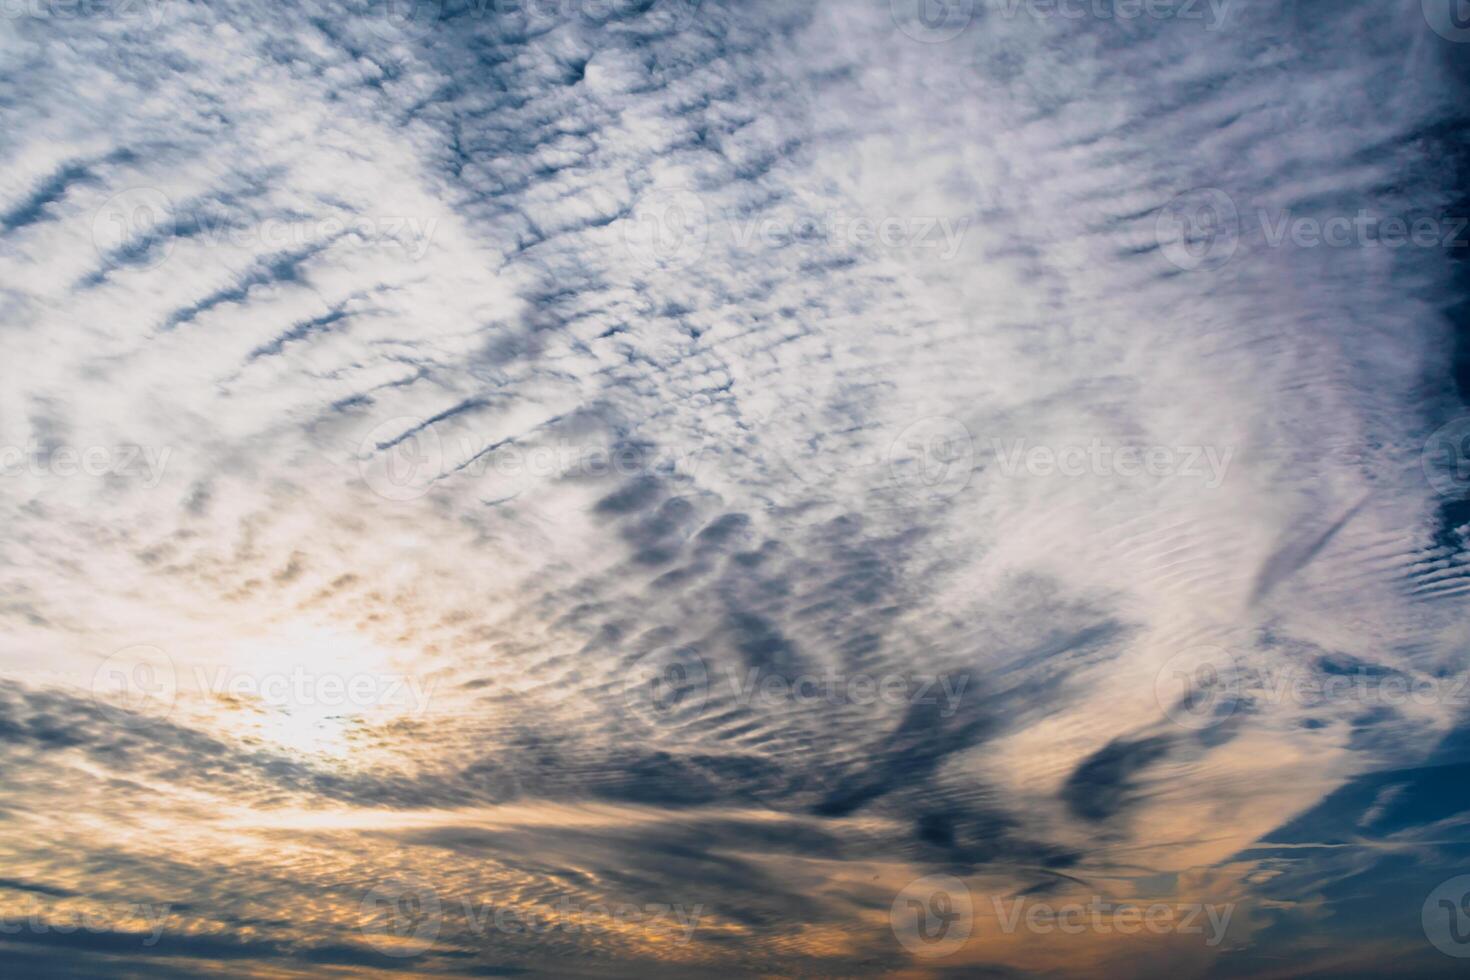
(2, 0), (1470, 976)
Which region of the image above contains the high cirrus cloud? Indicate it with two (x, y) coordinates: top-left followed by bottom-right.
(2, 0), (1470, 977)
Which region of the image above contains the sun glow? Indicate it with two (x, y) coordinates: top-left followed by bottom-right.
(177, 621), (434, 758)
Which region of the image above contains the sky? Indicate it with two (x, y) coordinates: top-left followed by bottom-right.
(2, 0), (1470, 977)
